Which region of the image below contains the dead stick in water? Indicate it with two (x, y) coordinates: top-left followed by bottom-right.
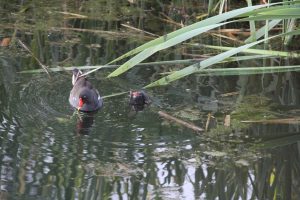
(158, 111), (204, 132)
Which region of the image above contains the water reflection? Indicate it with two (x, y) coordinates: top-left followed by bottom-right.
(0, 54), (300, 199)
(75, 112), (96, 135)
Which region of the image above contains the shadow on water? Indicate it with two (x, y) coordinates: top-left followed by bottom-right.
(1, 0), (300, 200)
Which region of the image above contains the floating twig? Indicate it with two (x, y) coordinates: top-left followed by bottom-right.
(220, 91), (239, 97)
(158, 111), (204, 132)
(56, 11), (88, 19)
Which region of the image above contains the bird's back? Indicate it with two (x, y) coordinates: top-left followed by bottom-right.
(69, 78), (103, 111)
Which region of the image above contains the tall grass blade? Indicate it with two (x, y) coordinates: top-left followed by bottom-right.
(102, 91), (128, 99)
(255, 7), (300, 16)
(239, 8), (300, 21)
(195, 65), (300, 76)
(284, 19), (296, 45)
(238, 3), (300, 17)
(159, 55), (276, 75)
(100, 4), (269, 78)
(245, 19), (281, 43)
(19, 59), (205, 74)
(246, 0), (256, 42)
(264, 20), (269, 46)
(207, 0), (215, 15)
(218, 55), (273, 62)
(219, 0), (226, 14)
(242, 14), (300, 21)
(19, 65), (116, 73)
(200, 44), (300, 57)
(107, 23), (227, 78)
(162, 65), (300, 76)
(145, 29), (300, 88)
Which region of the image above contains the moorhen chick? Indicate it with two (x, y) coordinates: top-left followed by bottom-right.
(69, 68), (103, 112)
(129, 90), (151, 111)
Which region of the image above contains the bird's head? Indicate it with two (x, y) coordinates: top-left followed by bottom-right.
(78, 95), (89, 110)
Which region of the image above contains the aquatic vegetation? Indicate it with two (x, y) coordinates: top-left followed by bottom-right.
(81, 1), (300, 89)
(231, 95), (276, 121)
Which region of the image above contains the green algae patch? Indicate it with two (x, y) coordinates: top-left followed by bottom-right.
(231, 95), (276, 121)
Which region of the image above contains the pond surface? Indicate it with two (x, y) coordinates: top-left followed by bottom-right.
(1, 1), (300, 200)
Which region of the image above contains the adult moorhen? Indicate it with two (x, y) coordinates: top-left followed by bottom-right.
(69, 68), (103, 112)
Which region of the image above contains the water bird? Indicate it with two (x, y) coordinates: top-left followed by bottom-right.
(69, 68), (103, 112)
(129, 90), (151, 111)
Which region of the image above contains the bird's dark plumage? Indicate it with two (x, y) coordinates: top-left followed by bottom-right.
(129, 90), (151, 111)
(69, 69), (103, 112)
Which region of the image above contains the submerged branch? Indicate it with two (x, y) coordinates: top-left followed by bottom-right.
(158, 111), (204, 132)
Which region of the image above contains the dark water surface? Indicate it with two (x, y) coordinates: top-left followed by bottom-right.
(1, 1), (300, 200)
